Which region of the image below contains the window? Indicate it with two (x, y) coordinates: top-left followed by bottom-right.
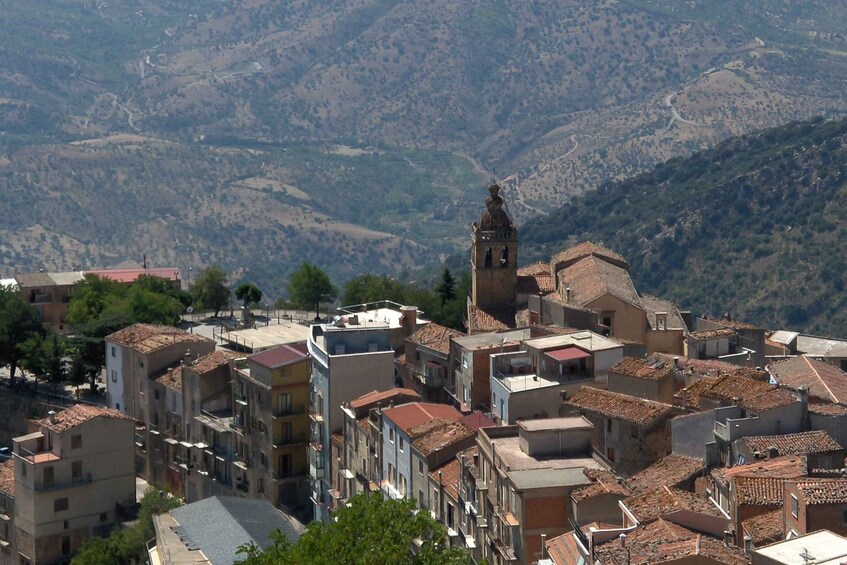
(72, 461), (82, 482)
(277, 393), (292, 415)
(100, 513), (108, 523)
(606, 418), (613, 433)
(154, 389), (160, 400)
(43, 466), (54, 488)
(791, 495), (799, 518)
(111, 347), (116, 358)
(607, 447), (615, 462)
(418, 460), (424, 476)
(389, 427), (395, 444)
(630, 425), (638, 439)
(399, 436), (405, 452)
(111, 370), (117, 383)
(54, 497), (69, 513)
(841, 507), (847, 527)
(63, 520), (69, 530)
(419, 490), (425, 508)
(61, 536), (70, 556)
(21, 462), (26, 477)
(279, 454), (293, 478)
(71, 434), (82, 449)
(282, 422), (293, 442)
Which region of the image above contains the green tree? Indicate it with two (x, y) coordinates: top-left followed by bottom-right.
(435, 268), (456, 305)
(342, 273), (407, 305)
(235, 283), (263, 310)
(65, 275), (127, 328)
(237, 494), (470, 565)
(0, 286), (45, 383)
(287, 263), (337, 320)
(191, 266), (231, 317)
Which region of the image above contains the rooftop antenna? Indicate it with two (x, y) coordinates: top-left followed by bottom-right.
(143, 254), (148, 269)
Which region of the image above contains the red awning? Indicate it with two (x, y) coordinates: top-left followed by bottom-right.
(546, 347), (591, 362)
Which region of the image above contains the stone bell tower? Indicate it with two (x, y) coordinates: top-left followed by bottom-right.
(471, 183), (518, 312)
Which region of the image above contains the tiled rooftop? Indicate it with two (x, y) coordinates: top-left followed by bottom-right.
(627, 454), (704, 495)
(249, 343), (307, 369)
(106, 323), (212, 354)
(37, 404), (133, 433)
(467, 303), (511, 332)
(734, 476), (786, 505)
(688, 327), (736, 340)
(0, 460), (14, 497)
(517, 261), (550, 276)
(564, 387), (677, 426)
(411, 420), (474, 455)
(610, 357), (675, 381)
(516, 272), (554, 295)
(571, 469), (630, 503)
(348, 388), (420, 410)
(545, 532), (584, 565)
(156, 366), (183, 392)
(189, 350), (238, 374)
(382, 402), (461, 434)
(793, 479), (847, 505)
(556, 255), (640, 309)
(407, 323), (463, 355)
(678, 373), (796, 412)
(809, 402), (847, 416)
(551, 241), (629, 271)
(769, 355), (847, 404)
(711, 455), (807, 486)
(623, 486), (724, 524)
(741, 509), (783, 546)
(659, 355), (767, 380)
(741, 430), (842, 458)
(429, 457), (461, 500)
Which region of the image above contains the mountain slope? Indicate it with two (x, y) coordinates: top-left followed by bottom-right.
(520, 116), (847, 335)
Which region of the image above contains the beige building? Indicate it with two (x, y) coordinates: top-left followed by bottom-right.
(0, 461), (16, 565)
(11, 405), (135, 564)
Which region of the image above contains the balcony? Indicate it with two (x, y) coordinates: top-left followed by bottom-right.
(309, 409), (324, 423)
(30, 293), (50, 305)
(412, 362), (446, 388)
(273, 404), (306, 419)
(35, 472), (93, 492)
(273, 432), (308, 448)
(234, 392), (248, 406)
(309, 445), (325, 480)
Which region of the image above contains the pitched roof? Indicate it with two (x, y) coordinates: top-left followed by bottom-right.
(809, 402), (847, 416)
(711, 455), (807, 487)
(610, 357), (675, 381)
(188, 350), (239, 375)
(678, 373), (796, 412)
(517, 273), (555, 295)
(734, 476), (786, 505)
(106, 324), (212, 354)
(37, 404), (133, 433)
(518, 261), (550, 276)
(627, 454), (704, 495)
(641, 294), (687, 332)
(563, 387), (677, 426)
(740, 430), (842, 458)
(408, 323), (463, 355)
(348, 388), (420, 410)
(430, 457), (461, 500)
(659, 355), (768, 381)
(689, 327), (736, 340)
(551, 241), (629, 271)
(460, 411), (495, 430)
(571, 469), (630, 503)
(0, 460), (15, 497)
(769, 355), (847, 404)
(411, 420), (475, 456)
(248, 344), (307, 369)
(545, 532), (585, 565)
(741, 509), (783, 546)
(382, 402), (462, 434)
(556, 255), (642, 309)
(156, 366), (183, 392)
(467, 303), (511, 332)
(793, 479), (847, 505)
(593, 519), (747, 565)
(624, 486), (724, 524)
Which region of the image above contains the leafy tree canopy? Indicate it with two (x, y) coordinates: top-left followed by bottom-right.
(0, 286), (45, 380)
(237, 494), (471, 565)
(191, 266), (231, 317)
(342, 273), (407, 305)
(235, 283), (263, 308)
(287, 263), (337, 319)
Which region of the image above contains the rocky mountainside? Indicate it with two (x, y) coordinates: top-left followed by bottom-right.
(3, 0), (847, 293)
(520, 117), (847, 336)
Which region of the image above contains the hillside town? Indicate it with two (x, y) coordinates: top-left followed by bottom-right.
(2, 185), (847, 565)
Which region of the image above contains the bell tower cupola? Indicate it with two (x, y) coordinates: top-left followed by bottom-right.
(471, 183), (518, 311)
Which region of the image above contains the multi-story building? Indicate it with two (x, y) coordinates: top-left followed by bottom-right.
(105, 324), (214, 483)
(229, 343), (311, 518)
(336, 388), (421, 503)
(784, 478), (847, 538)
(307, 316), (396, 521)
(0, 461), (16, 565)
(11, 405), (135, 564)
(398, 323), (463, 403)
(476, 418), (609, 564)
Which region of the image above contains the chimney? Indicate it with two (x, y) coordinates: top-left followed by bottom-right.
(565, 287), (571, 303)
(48, 410), (57, 424)
(540, 534), (547, 559)
(400, 306), (417, 338)
(799, 385), (810, 431)
(767, 446), (779, 458)
(723, 530), (734, 546)
(743, 535), (753, 554)
(674, 357), (679, 367)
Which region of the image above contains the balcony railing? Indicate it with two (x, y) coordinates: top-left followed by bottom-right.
(234, 392), (248, 406)
(35, 473), (93, 492)
(412, 363), (446, 388)
(273, 432), (308, 448)
(273, 404), (306, 419)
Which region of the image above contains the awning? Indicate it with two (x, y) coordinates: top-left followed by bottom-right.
(546, 347), (591, 362)
(163, 438), (178, 445)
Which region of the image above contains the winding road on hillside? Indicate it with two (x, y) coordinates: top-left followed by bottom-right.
(664, 92), (702, 129)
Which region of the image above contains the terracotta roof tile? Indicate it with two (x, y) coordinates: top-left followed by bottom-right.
(741, 509), (783, 546)
(556, 256), (641, 309)
(408, 323), (463, 355)
(769, 355), (847, 404)
(623, 486), (724, 524)
(518, 261), (550, 276)
(610, 357), (675, 381)
(545, 532), (584, 565)
(106, 323), (212, 354)
(678, 373), (796, 412)
(411, 420), (475, 455)
(571, 469), (630, 502)
(188, 350), (238, 374)
(640, 294), (687, 332)
(249, 343), (308, 369)
(0, 460), (14, 497)
(627, 454), (704, 495)
(563, 387), (677, 426)
(809, 402), (847, 416)
(734, 476), (786, 505)
(793, 479), (847, 505)
(711, 455), (807, 486)
(382, 402), (462, 434)
(740, 430), (842, 458)
(156, 366), (183, 392)
(517, 273), (554, 295)
(594, 519), (748, 565)
(430, 458), (461, 500)
(660, 355), (768, 380)
(460, 411), (495, 430)
(348, 388), (420, 410)
(689, 327), (737, 340)
(37, 404), (133, 433)
(551, 242), (629, 271)
(86, 267), (180, 284)
(467, 303), (510, 332)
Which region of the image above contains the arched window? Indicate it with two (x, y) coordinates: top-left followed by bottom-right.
(484, 247), (492, 268)
(500, 247), (509, 267)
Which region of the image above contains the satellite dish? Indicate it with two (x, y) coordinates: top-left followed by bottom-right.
(187, 306), (194, 313)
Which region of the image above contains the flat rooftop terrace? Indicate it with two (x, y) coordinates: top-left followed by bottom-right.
(218, 322), (310, 352)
